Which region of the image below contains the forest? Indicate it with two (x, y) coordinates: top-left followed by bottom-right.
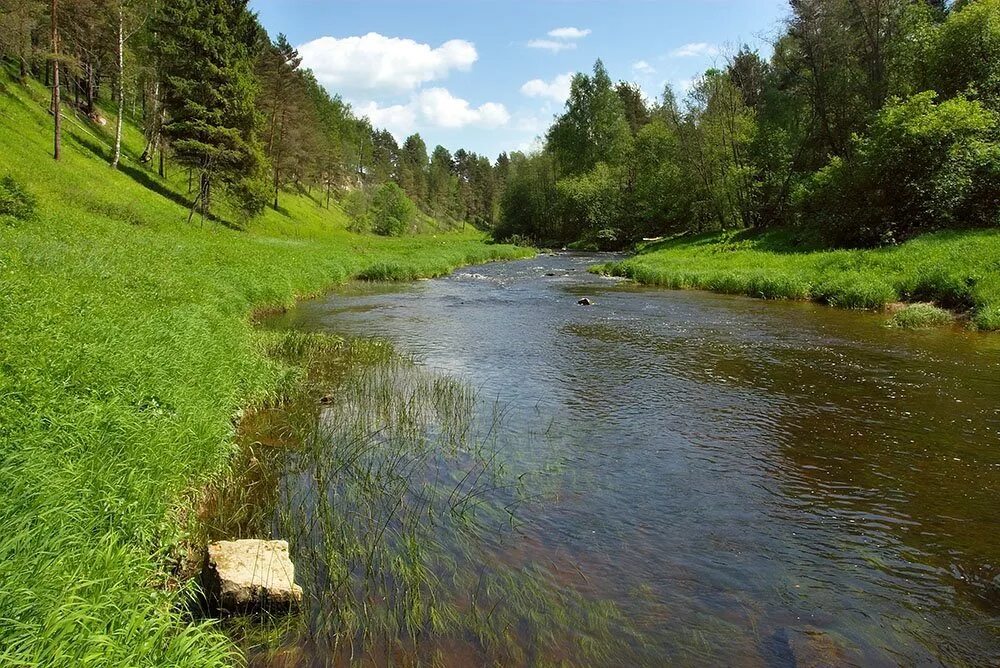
(497, 0), (1000, 249)
(0, 0), (506, 232)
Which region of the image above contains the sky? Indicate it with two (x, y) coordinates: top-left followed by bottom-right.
(248, 0), (790, 158)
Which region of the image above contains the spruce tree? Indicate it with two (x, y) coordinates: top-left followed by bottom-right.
(153, 0), (265, 221)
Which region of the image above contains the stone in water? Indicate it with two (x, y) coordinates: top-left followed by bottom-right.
(204, 539), (303, 614)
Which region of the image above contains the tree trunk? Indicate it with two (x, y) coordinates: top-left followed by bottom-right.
(86, 61), (95, 115)
(51, 0), (60, 161)
(111, 2), (125, 169)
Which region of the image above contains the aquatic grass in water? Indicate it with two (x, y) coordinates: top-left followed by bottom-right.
(220, 336), (637, 666)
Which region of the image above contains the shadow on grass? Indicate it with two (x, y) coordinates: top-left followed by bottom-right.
(71, 134), (246, 230)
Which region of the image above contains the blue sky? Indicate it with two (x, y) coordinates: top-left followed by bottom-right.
(248, 0), (790, 158)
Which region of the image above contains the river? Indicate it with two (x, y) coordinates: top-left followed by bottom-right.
(257, 252), (1000, 666)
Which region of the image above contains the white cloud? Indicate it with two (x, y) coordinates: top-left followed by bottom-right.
(356, 101), (417, 134)
(670, 42), (719, 58)
(298, 33), (477, 93)
(548, 27), (591, 40)
(632, 60), (656, 76)
(528, 26), (591, 52)
(527, 39), (577, 53)
(415, 88), (510, 129)
(356, 88), (509, 137)
(520, 73), (574, 103)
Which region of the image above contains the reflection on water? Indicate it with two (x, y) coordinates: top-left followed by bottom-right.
(258, 253), (1000, 666)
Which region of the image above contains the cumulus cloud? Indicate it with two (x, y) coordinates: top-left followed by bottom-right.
(298, 33), (478, 93)
(548, 27), (591, 40)
(415, 88), (510, 129)
(670, 42), (719, 58)
(357, 89), (509, 137)
(632, 60), (656, 76)
(520, 73), (574, 103)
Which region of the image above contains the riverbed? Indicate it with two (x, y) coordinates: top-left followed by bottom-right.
(259, 252), (1000, 666)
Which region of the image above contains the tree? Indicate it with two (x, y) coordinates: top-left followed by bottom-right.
(153, 0), (266, 221)
(369, 181), (417, 236)
(398, 133), (428, 205)
(0, 0), (43, 80)
(616, 81), (651, 135)
(50, 0), (60, 161)
(547, 60), (634, 176)
(930, 0), (1000, 108)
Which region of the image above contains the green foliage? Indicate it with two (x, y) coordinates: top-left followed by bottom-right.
(797, 93), (1000, 245)
(547, 60), (634, 176)
(555, 162), (623, 244)
(495, 151), (559, 243)
(930, 0), (1000, 106)
(0, 174), (35, 220)
(368, 182), (418, 237)
(153, 0), (269, 218)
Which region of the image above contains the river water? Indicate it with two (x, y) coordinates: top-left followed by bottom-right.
(263, 253), (1000, 666)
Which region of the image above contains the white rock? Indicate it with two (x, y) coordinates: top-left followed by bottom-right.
(204, 539), (303, 613)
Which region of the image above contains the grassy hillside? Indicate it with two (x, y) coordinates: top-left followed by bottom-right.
(0, 72), (528, 666)
(601, 229), (1000, 330)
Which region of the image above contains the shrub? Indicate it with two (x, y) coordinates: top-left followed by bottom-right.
(369, 182), (417, 237)
(0, 175), (36, 221)
(797, 93), (1000, 246)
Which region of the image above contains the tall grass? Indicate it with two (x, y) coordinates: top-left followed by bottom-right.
(0, 70), (529, 666)
(600, 230), (1000, 330)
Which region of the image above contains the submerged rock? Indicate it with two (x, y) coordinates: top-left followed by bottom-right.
(204, 539), (303, 614)
(578, 298), (594, 306)
(781, 626), (855, 668)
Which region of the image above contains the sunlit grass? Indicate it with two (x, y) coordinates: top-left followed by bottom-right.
(599, 229), (1000, 330)
(0, 70), (529, 666)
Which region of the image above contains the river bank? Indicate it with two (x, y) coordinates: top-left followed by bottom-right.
(0, 75), (529, 666)
(597, 229), (1000, 330)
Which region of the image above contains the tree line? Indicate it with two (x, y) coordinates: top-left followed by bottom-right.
(0, 0), (509, 232)
(496, 0), (1000, 248)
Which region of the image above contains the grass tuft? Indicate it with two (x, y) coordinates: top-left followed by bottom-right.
(887, 303), (955, 329)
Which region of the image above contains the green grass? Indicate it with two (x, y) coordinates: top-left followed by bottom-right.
(887, 303), (956, 329)
(0, 71), (529, 667)
(600, 229), (1000, 330)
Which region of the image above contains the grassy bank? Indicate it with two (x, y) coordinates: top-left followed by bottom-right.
(0, 73), (528, 666)
(600, 230), (1000, 330)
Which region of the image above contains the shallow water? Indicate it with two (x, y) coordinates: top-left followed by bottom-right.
(264, 253), (1000, 666)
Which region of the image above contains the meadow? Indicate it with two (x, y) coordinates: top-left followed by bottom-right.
(599, 229), (1000, 330)
(0, 71), (527, 666)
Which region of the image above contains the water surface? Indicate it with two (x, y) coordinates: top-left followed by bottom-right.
(266, 253), (1000, 666)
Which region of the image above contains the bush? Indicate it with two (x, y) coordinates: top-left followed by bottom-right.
(797, 93), (1000, 246)
(0, 175), (36, 221)
(369, 182), (417, 237)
